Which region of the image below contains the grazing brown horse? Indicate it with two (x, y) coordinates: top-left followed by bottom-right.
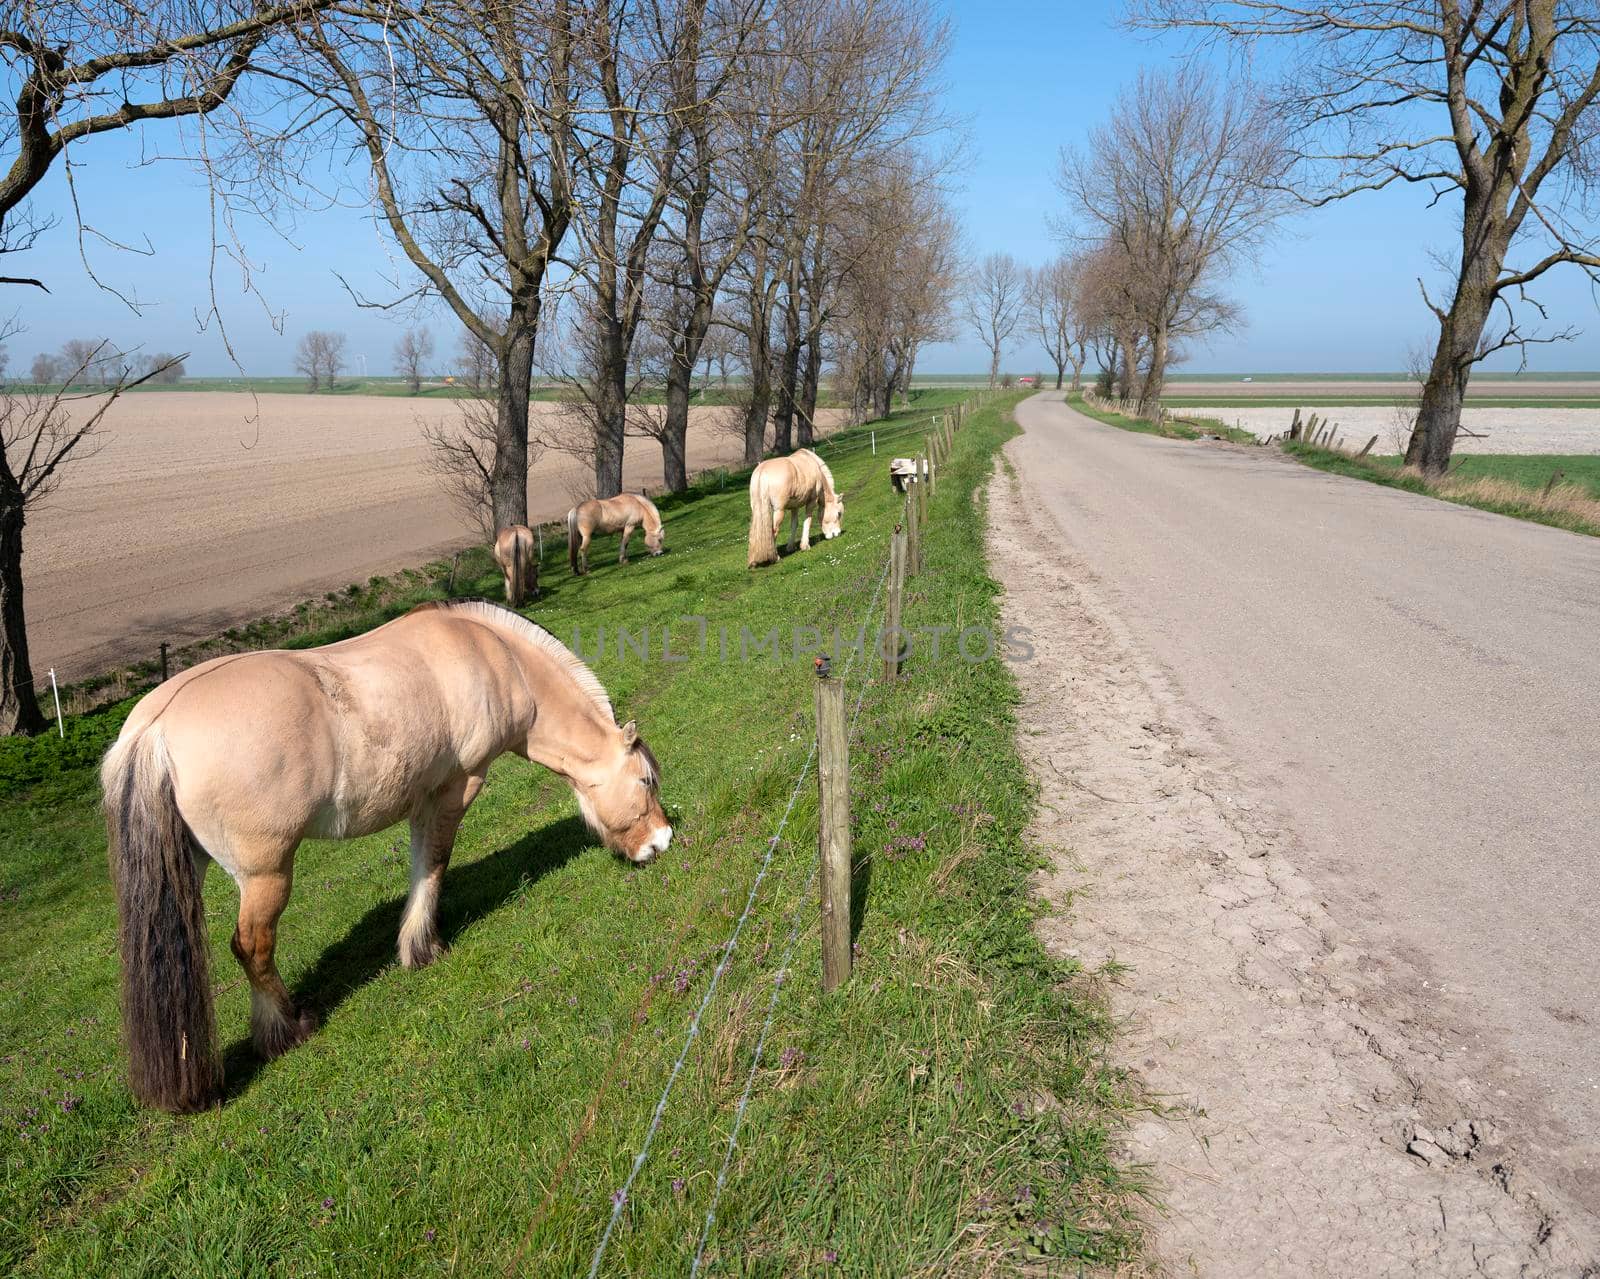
(102, 601), (670, 1113)
(492, 524), (538, 606)
(747, 447), (844, 568)
(567, 494), (664, 575)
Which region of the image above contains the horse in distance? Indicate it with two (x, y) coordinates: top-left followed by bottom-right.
(492, 524), (538, 606)
(747, 447), (844, 568)
(567, 494), (664, 576)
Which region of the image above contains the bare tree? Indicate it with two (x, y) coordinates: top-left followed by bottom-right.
(831, 157), (959, 420)
(318, 331), (346, 388)
(0, 0), (330, 293)
(283, 0), (583, 531)
(2, 346), (179, 732)
(1132, 1), (1600, 474)
(424, 397), (546, 540)
(1058, 66), (1291, 417)
(1028, 254), (1089, 390)
(394, 328), (434, 395)
(560, 0), (716, 498)
(295, 331), (329, 392)
(28, 353), (61, 386)
(145, 354), (186, 384)
(963, 252), (1024, 390)
(59, 338), (116, 386)
(455, 328), (497, 391)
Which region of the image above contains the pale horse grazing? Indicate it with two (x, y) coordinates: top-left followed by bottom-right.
(747, 447), (844, 568)
(567, 494), (664, 576)
(492, 524), (538, 606)
(101, 601), (670, 1114)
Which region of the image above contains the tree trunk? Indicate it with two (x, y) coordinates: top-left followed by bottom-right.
(1116, 334), (1139, 402)
(796, 336), (822, 447)
(1069, 358), (1083, 392)
(0, 496), (45, 736)
(660, 366), (691, 493)
(490, 330), (535, 531)
(1137, 326), (1167, 420)
(772, 288), (801, 455)
(987, 342), (1000, 390)
(1406, 241), (1502, 476)
(742, 300), (772, 467)
(1054, 367), (1064, 390)
(593, 320), (627, 499)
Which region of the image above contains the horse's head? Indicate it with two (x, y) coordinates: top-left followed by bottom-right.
(575, 720), (671, 864)
(821, 492), (844, 540)
(644, 524), (664, 556)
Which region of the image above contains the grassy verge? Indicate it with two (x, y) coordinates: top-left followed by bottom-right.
(1162, 396), (1600, 410)
(1068, 392), (1257, 445)
(1, 391), (1141, 1274)
(1284, 442), (1600, 538)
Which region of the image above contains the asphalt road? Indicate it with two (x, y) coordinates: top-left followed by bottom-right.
(1011, 393), (1599, 1223)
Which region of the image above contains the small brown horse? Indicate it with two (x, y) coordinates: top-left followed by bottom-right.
(102, 601), (669, 1113)
(492, 524), (538, 606)
(567, 494), (664, 575)
(747, 447), (844, 568)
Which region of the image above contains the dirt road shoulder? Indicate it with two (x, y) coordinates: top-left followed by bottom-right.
(986, 448), (1597, 1276)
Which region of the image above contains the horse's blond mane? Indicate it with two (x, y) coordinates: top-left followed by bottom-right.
(433, 600), (614, 722)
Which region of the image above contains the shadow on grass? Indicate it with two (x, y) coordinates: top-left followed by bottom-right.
(221, 814), (593, 1101)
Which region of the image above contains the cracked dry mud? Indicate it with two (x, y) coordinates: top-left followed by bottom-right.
(986, 457), (1597, 1277)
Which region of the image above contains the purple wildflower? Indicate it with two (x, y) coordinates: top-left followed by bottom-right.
(672, 1177), (686, 1197)
(824, 1249), (838, 1263)
(611, 1189), (626, 1207)
(322, 1197), (335, 1209)
(425, 1228), (436, 1243)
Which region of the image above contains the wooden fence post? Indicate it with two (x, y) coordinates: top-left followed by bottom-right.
(906, 490), (921, 577)
(884, 531), (906, 682)
(1542, 469), (1566, 499)
(447, 551), (461, 594)
(159, 642), (169, 683)
(916, 455), (929, 535)
(1358, 435), (1378, 458)
(815, 668), (851, 994)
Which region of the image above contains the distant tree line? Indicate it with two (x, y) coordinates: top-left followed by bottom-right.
(19, 340), (185, 387)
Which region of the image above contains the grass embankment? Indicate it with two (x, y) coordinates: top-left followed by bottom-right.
(1068, 391), (1257, 444)
(0, 391), (1142, 1274)
(1285, 443), (1600, 539)
(1162, 395), (1600, 409)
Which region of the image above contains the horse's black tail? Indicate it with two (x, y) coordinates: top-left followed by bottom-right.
(567, 508), (581, 575)
(102, 729), (221, 1113)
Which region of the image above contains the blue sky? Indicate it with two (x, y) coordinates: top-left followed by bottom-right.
(8, 0), (1598, 376)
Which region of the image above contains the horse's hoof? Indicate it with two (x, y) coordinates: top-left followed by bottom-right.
(255, 1007), (318, 1060)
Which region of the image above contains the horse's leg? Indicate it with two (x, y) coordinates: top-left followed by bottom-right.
(231, 864), (317, 1060)
(772, 504), (787, 555)
(579, 527), (591, 575)
(619, 521), (634, 564)
(800, 503), (815, 551)
(399, 772), (485, 969)
(785, 507), (800, 554)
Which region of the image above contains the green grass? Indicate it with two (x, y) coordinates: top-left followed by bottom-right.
(0, 391), (1142, 1275)
(1358, 452), (1600, 499)
(1283, 443), (1600, 538)
(1067, 392), (1257, 445)
(1163, 395), (1600, 409)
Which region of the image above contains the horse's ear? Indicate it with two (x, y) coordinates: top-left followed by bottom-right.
(621, 720), (639, 746)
